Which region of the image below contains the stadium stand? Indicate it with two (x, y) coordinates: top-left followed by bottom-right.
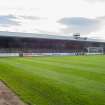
(0, 31), (105, 56)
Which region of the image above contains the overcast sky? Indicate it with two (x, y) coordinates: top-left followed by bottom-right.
(0, 0), (105, 39)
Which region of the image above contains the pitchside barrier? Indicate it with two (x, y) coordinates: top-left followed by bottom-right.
(0, 52), (104, 57)
(21, 52), (103, 56)
(0, 53), (19, 57)
(22, 53), (77, 56)
(0, 53), (80, 57)
(85, 53), (104, 55)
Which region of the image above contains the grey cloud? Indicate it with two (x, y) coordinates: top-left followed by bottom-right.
(84, 0), (105, 2)
(97, 16), (105, 20)
(58, 16), (105, 35)
(0, 15), (20, 27)
(20, 16), (44, 20)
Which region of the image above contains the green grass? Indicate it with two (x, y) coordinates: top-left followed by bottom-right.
(0, 55), (105, 105)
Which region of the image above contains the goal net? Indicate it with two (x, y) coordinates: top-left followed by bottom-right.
(86, 47), (104, 55)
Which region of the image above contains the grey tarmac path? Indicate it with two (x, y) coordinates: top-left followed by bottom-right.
(0, 81), (26, 105)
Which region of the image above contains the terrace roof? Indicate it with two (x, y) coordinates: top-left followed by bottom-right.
(0, 31), (105, 43)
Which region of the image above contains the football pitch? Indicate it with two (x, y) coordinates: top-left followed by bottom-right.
(0, 56), (105, 105)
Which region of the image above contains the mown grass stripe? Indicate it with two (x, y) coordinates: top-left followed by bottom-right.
(1, 58), (105, 94)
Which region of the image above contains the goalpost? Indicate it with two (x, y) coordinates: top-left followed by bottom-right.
(86, 47), (104, 55)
